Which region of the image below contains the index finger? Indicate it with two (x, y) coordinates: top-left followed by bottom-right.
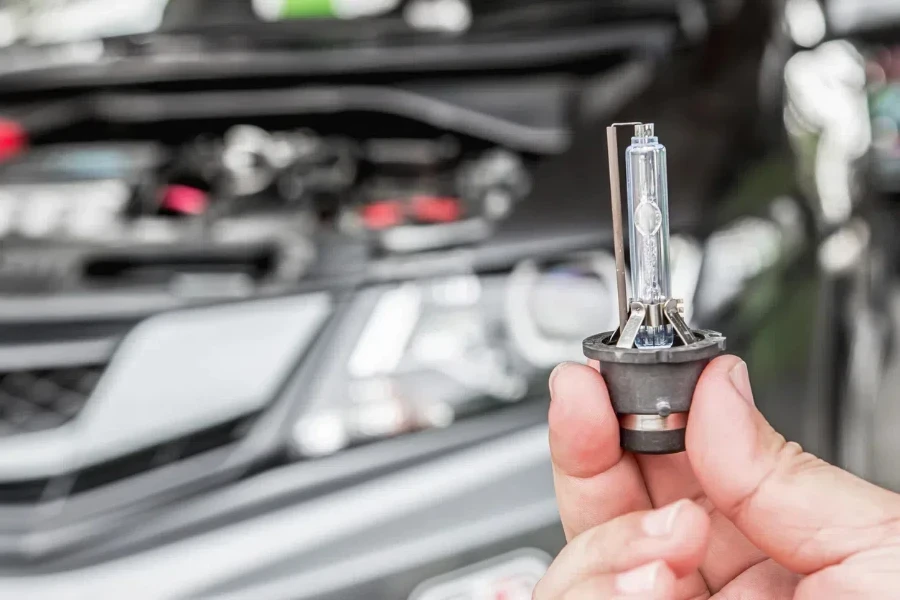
(549, 361), (711, 600)
(548, 362), (652, 539)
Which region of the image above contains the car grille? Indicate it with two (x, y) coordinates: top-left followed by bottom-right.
(0, 366), (104, 437)
(0, 413), (257, 505)
(0, 362), (259, 506)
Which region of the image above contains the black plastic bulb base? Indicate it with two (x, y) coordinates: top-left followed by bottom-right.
(582, 329), (726, 454)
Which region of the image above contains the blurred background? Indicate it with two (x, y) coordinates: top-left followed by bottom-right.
(0, 0), (895, 597)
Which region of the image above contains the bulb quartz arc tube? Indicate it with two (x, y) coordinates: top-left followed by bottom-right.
(625, 123), (673, 349)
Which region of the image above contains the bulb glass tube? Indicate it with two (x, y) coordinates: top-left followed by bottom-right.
(625, 123), (673, 348)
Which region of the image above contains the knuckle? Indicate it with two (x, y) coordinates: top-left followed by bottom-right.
(582, 526), (617, 566)
(777, 442), (828, 478)
(687, 489), (716, 517)
(757, 442), (881, 570)
(882, 515), (900, 543)
(796, 566), (866, 599)
(729, 437), (824, 522)
(576, 517), (638, 571)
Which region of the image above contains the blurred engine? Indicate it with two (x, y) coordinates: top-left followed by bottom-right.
(0, 124), (533, 298)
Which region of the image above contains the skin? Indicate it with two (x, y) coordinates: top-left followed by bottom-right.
(534, 355), (900, 599)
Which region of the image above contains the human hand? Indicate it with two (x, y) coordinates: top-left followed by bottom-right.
(534, 355), (900, 599)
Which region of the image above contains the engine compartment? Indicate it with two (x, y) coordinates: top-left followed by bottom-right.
(0, 73), (584, 308)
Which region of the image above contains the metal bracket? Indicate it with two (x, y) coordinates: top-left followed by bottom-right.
(606, 122), (643, 336)
(616, 301), (647, 349)
(663, 299), (697, 346)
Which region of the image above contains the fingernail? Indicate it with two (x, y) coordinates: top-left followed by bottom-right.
(548, 362), (575, 395)
(615, 561), (664, 594)
(642, 500), (683, 537)
(729, 360), (755, 406)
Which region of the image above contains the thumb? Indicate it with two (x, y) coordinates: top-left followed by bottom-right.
(686, 355), (900, 574)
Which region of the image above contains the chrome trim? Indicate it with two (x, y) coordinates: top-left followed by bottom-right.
(619, 413), (688, 432)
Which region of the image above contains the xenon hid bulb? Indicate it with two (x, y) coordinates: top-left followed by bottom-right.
(625, 123), (673, 349)
(582, 119), (727, 455)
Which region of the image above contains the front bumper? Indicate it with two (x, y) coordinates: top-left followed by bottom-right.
(2, 425), (563, 600)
